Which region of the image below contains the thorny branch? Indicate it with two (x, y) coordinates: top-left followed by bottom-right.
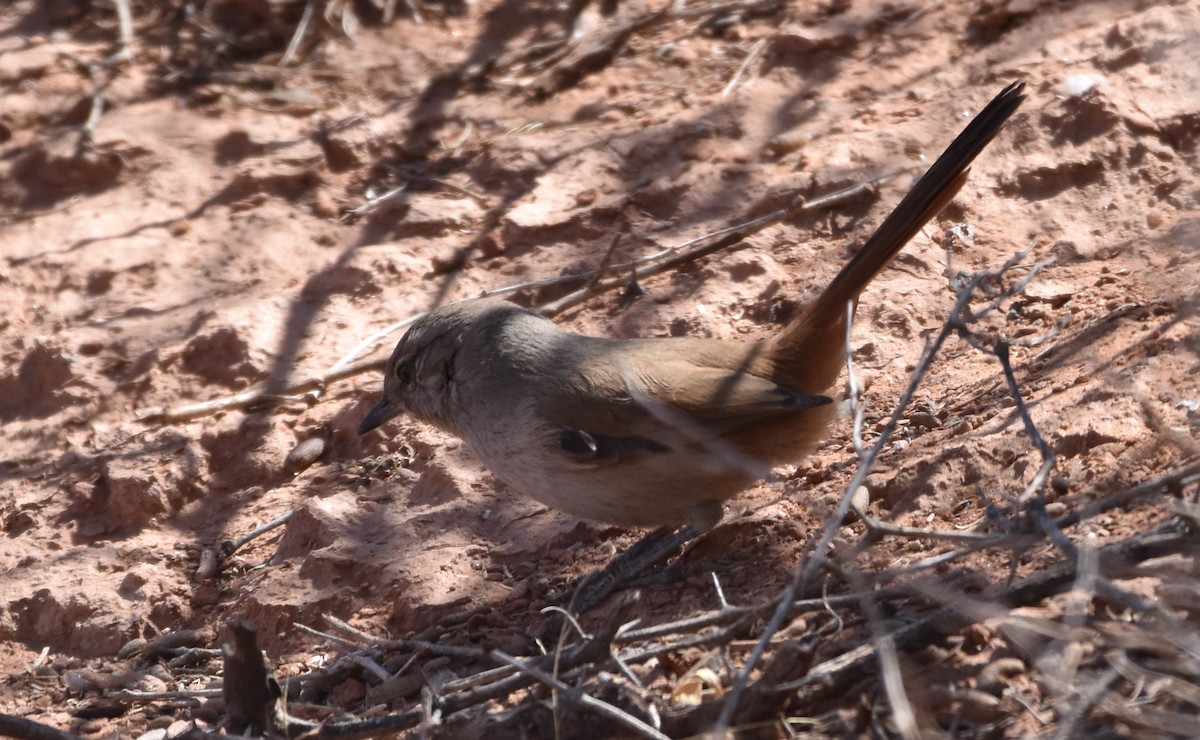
(715, 244), (1052, 729)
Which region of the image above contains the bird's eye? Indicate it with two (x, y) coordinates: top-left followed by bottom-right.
(394, 360), (414, 385)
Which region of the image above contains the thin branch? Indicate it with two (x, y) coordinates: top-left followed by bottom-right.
(492, 651), (670, 740)
(721, 37), (767, 98)
(136, 355), (381, 423)
(111, 0), (135, 61)
(718, 245), (1047, 727)
(222, 510), (294, 557)
(320, 614), (489, 661)
(341, 181), (409, 220)
(780, 520), (1193, 705)
(280, 0), (316, 66)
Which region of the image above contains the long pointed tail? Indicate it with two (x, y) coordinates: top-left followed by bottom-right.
(770, 81), (1025, 387)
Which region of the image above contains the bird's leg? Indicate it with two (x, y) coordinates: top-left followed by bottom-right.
(545, 525), (700, 640)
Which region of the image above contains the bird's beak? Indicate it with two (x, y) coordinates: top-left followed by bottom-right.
(358, 397), (404, 435)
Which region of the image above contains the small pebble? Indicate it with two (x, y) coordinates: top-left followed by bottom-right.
(285, 436), (328, 474)
(1057, 73), (1105, 97)
(847, 485), (870, 521)
(957, 688), (1003, 721)
(909, 411), (941, 429)
(978, 656), (1027, 695)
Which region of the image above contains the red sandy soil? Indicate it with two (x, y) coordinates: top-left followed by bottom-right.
(1, 0), (1198, 737)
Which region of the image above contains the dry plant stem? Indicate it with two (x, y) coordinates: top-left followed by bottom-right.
(107, 688), (219, 703)
(847, 325), (1021, 546)
(311, 711), (425, 739)
(617, 616), (762, 667)
(226, 512), (1191, 734)
(111, 0), (135, 60)
(1107, 649), (1200, 709)
(858, 517), (1009, 543)
(280, 0), (316, 66)
(853, 574), (919, 740)
(1095, 699), (1200, 738)
(1059, 458), (1200, 532)
(331, 317), (421, 373)
(1033, 301), (1153, 362)
(136, 356), (382, 423)
(782, 519), (1193, 706)
(431, 175), (485, 202)
(844, 300), (867, 458)
(669, 0), (784, 22)
(715, 551), (806, 732)
(137, 171), (900, 424)
(222, 510), (293, 557)
(995, 341), (1053, 463)
(432, 595), (639, 715)
(343, 652), (392, 683)
(710, 571), (731, 609)
(342, 181), (409, 219)
(1092, 572), (1200, 662)
(846, 312), (920, 737)
(527, 6), (670, 96)
(79, 64), (109, 150)
(1050, 666), (1120, 740)
(609, 647), (645, 689)
(323, 613), (490, 660)
(588, 232), (624, 290)
(406, 0), (426, 25)
(356, 634), (487, 661)
(883, 541), (1005, 578)
(322, 612), (388, 642)
(300, 596), (641, 737)
(77, 0), (140, 152)
(1139, 396), (1200, 456)
(721, 37), (767, 98)
(897, 0), (950, 26)
(613, 585), (911, 643)
(992, 341), (1079, 560)
(492, 651), (670, 740)
(718, 247), (1045, 728)
(293, 621), (373, 653)
(807, 266), (1005, 578)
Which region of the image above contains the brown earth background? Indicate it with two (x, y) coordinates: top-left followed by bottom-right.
(2, 0), (1200, 737)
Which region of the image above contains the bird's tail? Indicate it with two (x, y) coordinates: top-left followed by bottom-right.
(769, 81), (1026, 388)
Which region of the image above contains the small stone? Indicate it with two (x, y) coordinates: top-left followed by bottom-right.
(957, 688), (1003, 721)
(978, 656), (1027, 695)
(313, 189), (339, 218)
(285, 436), (327, 475)
(846, 485), (870, 522)
(909, 412), (941, 429)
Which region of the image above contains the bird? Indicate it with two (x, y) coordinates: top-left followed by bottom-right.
(359, 82), (1025, 541)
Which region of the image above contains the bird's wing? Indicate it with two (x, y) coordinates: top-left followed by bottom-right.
(537, 341), (829, 465)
